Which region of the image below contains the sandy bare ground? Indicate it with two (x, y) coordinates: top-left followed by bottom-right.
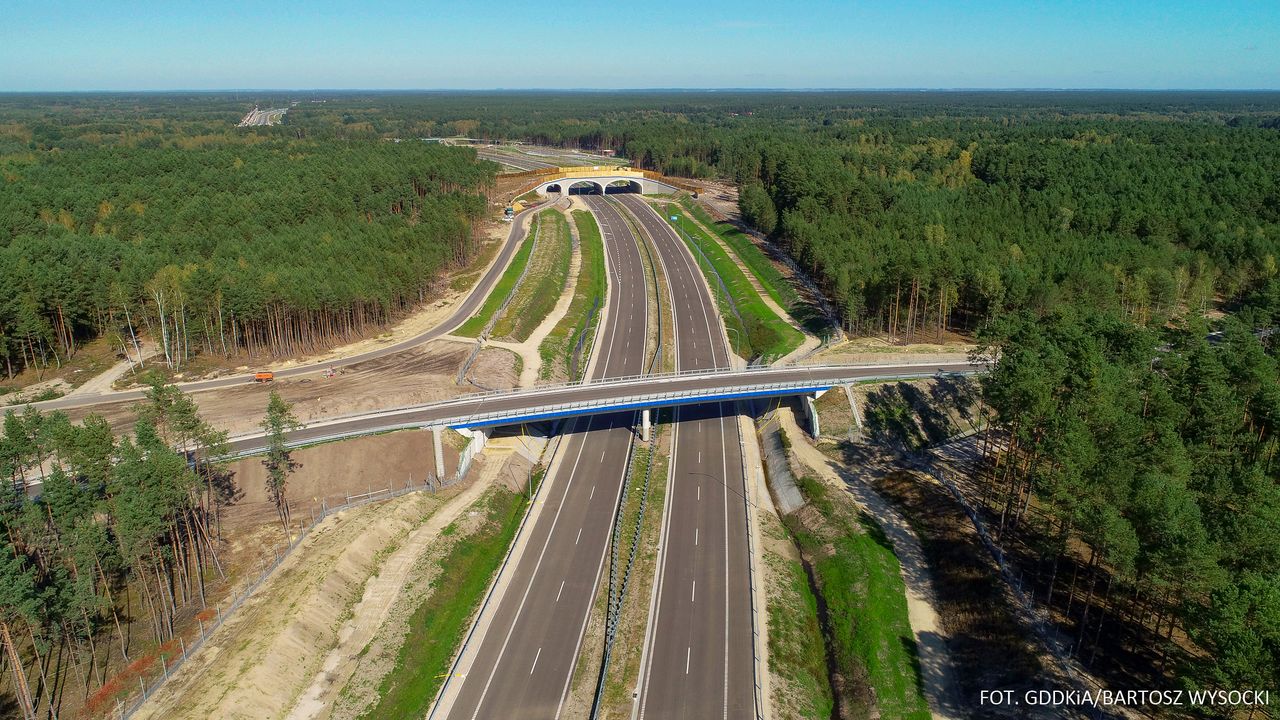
(67, 341), (159, 396)
(132, 461), (498, 720)
(775, 405), (964, 720)
(810, 336), (975, 366)
(485, 208), (584, 386)
(283, 459), (501, 719)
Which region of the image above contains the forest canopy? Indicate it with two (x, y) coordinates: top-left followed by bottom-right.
(0, 101), (495, 375)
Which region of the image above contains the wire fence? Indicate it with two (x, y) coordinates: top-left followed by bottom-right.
(590, 426), (656, 719)
(920, 443), (1124, 720)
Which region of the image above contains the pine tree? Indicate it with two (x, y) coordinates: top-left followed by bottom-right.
(261, 391), (301, 536)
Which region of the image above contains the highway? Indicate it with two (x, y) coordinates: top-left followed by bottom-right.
(27, 207), (540, 413)
(432, 195), (651, 719)
(476, 148), (556, 171)
(615, 193), (756, 718)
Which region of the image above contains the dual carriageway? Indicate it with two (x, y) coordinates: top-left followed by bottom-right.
(33, 168), (979, 718)
(434, 190), (761, 719)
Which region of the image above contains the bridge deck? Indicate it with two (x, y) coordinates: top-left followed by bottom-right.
(222, 362), (979, 456)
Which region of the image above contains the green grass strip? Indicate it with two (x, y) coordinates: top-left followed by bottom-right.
(492, 211), (573, 341)
(785, 475), (931, 720)
(454, 216), (540, 337)
(679, 198), (799, 309)
(538, 210), (606, 380)
(768, 550), (836, 719)
(361, 486), (529, 719)
(655, 203), (803, 361)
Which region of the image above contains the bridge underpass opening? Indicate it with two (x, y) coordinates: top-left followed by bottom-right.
(604, 179), (642, 194)
(567, 180), (604, 195)
(544, 183), (562, 193)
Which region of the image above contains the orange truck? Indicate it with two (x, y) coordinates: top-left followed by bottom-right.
(254, 371), (275, 383)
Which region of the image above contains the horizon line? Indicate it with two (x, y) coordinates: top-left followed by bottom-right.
(3, 87), (1280, 95)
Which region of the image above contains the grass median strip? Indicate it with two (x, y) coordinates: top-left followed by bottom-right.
(492, 210), (573, 341)
(360, 483), (530, 720)
(656, 203), (803, 361)
(454, 215), (540, 337)
(538, 210), (606, 381)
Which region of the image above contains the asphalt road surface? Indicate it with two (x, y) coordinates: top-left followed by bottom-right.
(616, 193), (756, 719)
(433, 195), (650, 719)
(27, 207), (539, 413)
(476, 148), (556, 171)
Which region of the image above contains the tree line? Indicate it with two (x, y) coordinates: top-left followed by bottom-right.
(0, 380), (307, 719)
(0, 382), (231, 718)
(975, 309), (1280, 699)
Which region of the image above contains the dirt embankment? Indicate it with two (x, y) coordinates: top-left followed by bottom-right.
(132, 450), (510, 720)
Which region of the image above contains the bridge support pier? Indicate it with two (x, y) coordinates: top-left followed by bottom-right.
(641, 408), (651, 442)
(458, 427), (490, 453)
(431, 427), (445, 484)
(803, 393), (822, 438)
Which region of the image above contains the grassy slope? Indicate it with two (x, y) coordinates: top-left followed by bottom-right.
(681, 198), (798, 309)
(656, 204), (803, 361)
(680, 199), (831, 338)
(764, 513), (835, 720)
(492, 210), (572, 341)
(453, 215), (540, 337)
(785, 474), (931, 720)
(537, 210), (606, 381)
(361, 485), (529, 719)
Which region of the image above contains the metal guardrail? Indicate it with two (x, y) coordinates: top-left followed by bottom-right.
(442, 371), (953, 429)
(591, 435), (653, 719)
(424, 361), (978, 406)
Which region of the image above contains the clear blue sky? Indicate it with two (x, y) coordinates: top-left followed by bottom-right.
(1, 0), (1275, 91)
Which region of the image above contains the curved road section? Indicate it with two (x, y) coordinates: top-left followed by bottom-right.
(431, 196), (650, 719)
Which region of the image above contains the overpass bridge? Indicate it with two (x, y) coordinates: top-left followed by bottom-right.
(220, 360), (981, 475)
(504, 165), (703, 197)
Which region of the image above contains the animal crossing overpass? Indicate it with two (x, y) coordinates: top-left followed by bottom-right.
(221, 360), (981, 457)
(506, 166), (702, 196)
